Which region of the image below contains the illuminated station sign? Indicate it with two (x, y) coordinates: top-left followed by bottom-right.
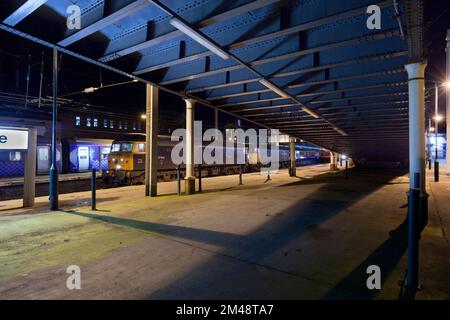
(0, 128), (29, 150)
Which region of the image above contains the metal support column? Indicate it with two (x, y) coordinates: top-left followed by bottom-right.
(145, 84), (159, 197)
(405, 62), (427, 194)
(98, 146), (103, 176)
(406, 173), (421, 289)
(185, 99), (196, 194)
(49, 48), (59, 211)
(23, 128), (37, 207)
(404, 61), (427, 289)
(289, 136), (296, 177)
(330, 152), (338, 171)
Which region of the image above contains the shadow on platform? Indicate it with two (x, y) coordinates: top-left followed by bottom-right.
(64, 168), (409, 299)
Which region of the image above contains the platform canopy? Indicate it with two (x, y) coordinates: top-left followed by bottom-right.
(0, 0), (424, 162)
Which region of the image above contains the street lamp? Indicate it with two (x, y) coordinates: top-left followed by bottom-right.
(445, 81), (450, 89)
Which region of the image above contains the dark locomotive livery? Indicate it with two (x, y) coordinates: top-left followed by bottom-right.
(104, 134), (328, 185)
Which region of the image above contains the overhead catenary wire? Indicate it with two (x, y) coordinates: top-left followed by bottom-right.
(59, 79), (139, 97)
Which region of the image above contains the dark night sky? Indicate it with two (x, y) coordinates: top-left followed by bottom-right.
(1, 1), (450, 129)
(423, 0), (450, 132)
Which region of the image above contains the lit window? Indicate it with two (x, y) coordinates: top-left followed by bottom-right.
(111, 144), (120, 152)
(137, 143), (145, 152)
(75, 116), (81, 126)
(111, 143), (133, 152)
(39, 148), (49, 161)
(110, 120), (114, 129)
(86, 118), (91, 127)
(103, 119), (108, 128)
(9, 152), (21, 161)
(93, 118), (98, 127)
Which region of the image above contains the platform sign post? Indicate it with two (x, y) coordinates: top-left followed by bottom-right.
(23, 128), (37, 207)
(0, 127), (36, 207)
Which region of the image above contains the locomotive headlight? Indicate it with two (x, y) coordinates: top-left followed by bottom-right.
(116, 165), (122, 170)
(120, 158), (124, 162)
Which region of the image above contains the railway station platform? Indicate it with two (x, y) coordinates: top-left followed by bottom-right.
(0, 172), (104, 202)
(0, 172), (99, 188)
(0, 164), (449, 299)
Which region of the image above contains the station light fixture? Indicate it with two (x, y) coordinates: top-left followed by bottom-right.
(83, 87), (98, 94)
(79, 80), (139, 96)
(259, 79), (291, 99)
(333, 127), (348, 136)
(169, 18), (230, 60)
(301, 107), (320, 119)
(434, 114), (444, 122)
(141, 114), (147, 120)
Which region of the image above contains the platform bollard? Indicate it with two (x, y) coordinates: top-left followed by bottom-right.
(434, 161), (439, 182)
(91, 168), (96, 211)
(198, 164), (202, 193)
(176, 165), (181, 195)
(345, 160), (349, 179)
(239, 164), (243, 185)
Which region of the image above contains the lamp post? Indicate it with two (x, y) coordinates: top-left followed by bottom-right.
(429, 81), (450, 182)
(427, 119), (432, 170)
(434, 82), (440, 182)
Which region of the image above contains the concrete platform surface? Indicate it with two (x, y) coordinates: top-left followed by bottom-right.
(0, 164), (449, 300)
